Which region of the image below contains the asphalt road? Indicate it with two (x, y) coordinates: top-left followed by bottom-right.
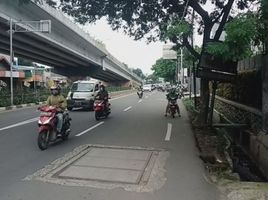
(0, 91), (223, 200)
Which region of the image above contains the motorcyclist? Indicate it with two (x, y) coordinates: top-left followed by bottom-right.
(95, 85), (109, 110)
(165, 87), (181, 117)
(46, 85), (67, 136)
(137, 85), (143, 96)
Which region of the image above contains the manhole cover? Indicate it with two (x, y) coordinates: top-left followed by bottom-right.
(25, 144), (169, 192)
(54, 147), (154, 184)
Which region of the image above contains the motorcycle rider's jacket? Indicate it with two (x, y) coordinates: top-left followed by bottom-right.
(95, 90), (109, 100)
(166, 91), (179, 101)
(46, 95), (67, 111)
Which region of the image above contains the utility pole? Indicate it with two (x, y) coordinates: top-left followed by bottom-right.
(191, 10), (197, 108)
(180, 48), (183, 84)
(9, 18), (14, 106)
(33, 65), (36, 101)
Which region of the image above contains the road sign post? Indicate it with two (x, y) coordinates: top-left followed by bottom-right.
(9, 19), (51, 106)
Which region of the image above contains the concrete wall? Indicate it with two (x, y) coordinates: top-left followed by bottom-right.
(250, 134), (268, 179)
(214, 96), (268, 179)
(262, 54), (268, 132)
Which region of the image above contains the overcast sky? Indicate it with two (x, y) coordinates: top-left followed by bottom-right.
(84, 19), (203, 75)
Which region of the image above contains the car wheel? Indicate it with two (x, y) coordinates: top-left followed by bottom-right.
(67, 107), (73, 111)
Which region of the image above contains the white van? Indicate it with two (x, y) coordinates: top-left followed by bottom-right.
(143, 84), (152, 92)
(66, 80), (100, 110)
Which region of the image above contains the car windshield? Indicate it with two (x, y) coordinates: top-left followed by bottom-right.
(71, 83), (94, 92)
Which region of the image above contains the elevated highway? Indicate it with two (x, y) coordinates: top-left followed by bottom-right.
(0, 0), (142, 84)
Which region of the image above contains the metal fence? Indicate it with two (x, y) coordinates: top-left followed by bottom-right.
(237, 54), (263, 72)
(215, 95), (262, 133)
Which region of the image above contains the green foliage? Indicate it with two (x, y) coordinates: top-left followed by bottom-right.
(151, 58), (176, 82)
(106, 86), (129, 92)
(183, 46), (201, 69)
(0, 88), (51, 107)
(183, 98), (199, 114)
(164, 21), (192, 44)
(145, 74), (159, 84)
(17, 0), (259, 43)
(258, 0), (268, 53)
(0, 87), (128, 107)
(132, 68), (146, 79)
(206, 14), (258, 61)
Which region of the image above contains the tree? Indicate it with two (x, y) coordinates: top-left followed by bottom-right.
(259, 0), (268, 54)
(19, 0), (260, 125)
(206, 14), (259, 61)
(132, 68), (146, 79)
(151, 58), (176, 83)
(175, 46), (201, 70)
(145, 74), (159, 84)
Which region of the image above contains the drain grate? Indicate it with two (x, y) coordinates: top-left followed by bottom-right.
(53, 147), (154, 184)
(24, 144), (169, 192)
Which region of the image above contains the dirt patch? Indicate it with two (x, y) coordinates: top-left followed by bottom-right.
(193, 128), (229, 173)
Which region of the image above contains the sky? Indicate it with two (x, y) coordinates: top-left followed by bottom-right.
(84, 19), (203, 75)
(84, 19), (163, 75)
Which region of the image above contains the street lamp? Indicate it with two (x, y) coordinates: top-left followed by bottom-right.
(9, 19), (51, 105)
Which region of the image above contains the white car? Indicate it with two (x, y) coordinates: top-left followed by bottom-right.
(143, 84), (152, 92)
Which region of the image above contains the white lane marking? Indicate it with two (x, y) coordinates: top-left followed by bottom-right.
(0, 117), (39, 131)
(123, 106), (132, 112)
(138, 99), (142, 103)
(110, 93), (135, 101)
(0, 106), (38, 114)
(75, 122), (104, 137)
(165, 123), (173, 141)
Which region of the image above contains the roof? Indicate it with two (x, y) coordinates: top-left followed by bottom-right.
(0, 56), (10, 70)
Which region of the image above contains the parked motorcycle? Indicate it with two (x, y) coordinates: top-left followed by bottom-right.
(94, 97), (111, 120)
(168, 96), (179, 118)
(137, 90), (143, 98)
(37, 105), (71, 150)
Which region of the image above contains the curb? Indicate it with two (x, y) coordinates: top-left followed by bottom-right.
(0, 90), (135, 112)
(0, 102), (46, 112)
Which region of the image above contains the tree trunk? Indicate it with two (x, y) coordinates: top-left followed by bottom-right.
(193, 64), (197, 108)
(194, 78), (210, 126)
(208, 81), (217, 126)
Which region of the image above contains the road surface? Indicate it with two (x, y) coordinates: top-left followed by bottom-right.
(0, 91), (223, 200)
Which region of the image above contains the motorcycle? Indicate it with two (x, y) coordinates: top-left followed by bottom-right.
(137, 90), (143, 98)
(37, 105), (71, 150)
(94, 97), (111, 120)
(168, 96), (179, 118)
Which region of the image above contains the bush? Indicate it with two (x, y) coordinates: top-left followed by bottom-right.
(0, 88), (51, 107)
(182, 98), (200, 117)
(106, 86), (129, 92)
(0, 86), (128, 107)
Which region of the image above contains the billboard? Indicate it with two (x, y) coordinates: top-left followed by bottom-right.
(162, 45), (177, 60)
